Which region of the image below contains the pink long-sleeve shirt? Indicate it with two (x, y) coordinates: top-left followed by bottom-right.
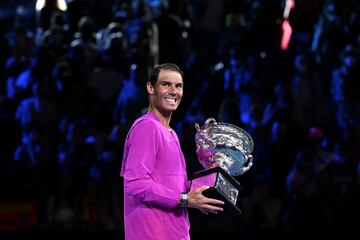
(120, 112), (190, 240)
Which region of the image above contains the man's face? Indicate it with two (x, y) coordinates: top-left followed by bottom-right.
(147, 69), (183, 114)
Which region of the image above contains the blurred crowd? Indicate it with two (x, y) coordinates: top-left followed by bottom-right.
(0, 0), (359, 237)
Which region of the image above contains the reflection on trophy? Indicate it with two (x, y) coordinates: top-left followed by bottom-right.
(190, 118), (254, 214)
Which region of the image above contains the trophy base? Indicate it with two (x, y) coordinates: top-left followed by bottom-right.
(189, 166), (243, 214)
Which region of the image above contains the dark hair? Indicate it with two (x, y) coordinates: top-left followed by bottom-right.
(148, 63), (184, 85)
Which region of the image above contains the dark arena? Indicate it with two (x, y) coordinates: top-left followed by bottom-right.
(0, 0), (359, 239)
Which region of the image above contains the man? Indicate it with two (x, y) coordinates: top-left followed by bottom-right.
(120, 63), (224, 239)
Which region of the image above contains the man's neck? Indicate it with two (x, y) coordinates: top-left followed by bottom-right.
(148, 107), (172, 128)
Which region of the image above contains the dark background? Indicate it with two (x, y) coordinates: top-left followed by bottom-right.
(0, 0), (360, 239)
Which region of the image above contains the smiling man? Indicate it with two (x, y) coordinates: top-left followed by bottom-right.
(120, 63), (224, 240)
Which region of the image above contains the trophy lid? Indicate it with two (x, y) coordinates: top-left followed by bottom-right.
(195, 118), (254, 176)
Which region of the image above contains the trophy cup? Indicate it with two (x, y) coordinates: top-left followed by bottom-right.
(189, 118), (254, 214)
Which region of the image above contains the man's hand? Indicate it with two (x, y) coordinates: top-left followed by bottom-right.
(186, 186), (224, 214)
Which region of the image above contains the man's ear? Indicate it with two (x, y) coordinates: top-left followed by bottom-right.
(147, 81), (154, 95)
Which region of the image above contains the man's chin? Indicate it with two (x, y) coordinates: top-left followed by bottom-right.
(162, 106), (179, 114)
(167, 107), (178, 113)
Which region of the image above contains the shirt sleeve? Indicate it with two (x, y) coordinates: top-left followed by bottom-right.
(121, 120), (180, 208)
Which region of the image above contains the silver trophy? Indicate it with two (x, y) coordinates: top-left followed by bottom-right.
(190, 118), (254, 214)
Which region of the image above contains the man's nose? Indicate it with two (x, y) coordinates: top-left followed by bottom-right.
(168, 85), (177, 93)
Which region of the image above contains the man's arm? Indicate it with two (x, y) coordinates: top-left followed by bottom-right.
(122, 120), (181, 208)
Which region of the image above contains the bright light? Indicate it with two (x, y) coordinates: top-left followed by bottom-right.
(281, 19), (292, 50)
(36, 0), (46, 11)
(283, 0), (295, 18)
(36, 0), (67, 12)
(57, 0), (68, 11)
(280, 0), (295, 50)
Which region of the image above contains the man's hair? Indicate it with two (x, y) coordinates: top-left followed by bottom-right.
(148, 63), (184, 86)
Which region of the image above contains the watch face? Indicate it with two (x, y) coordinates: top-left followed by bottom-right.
(180, 193), (188, 208)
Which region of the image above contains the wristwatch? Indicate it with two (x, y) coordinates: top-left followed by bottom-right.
(179, 193), (188, 208)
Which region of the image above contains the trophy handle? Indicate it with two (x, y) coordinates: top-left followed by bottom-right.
(237, 155), (253, 175)
(205, 118), (217, 127)
(195, 123), (200, 132)
(195, 118), (217, 132)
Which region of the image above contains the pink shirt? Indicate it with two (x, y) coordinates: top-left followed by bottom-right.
(120, 112), (190, 240)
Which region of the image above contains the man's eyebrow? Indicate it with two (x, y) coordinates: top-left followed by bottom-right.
(159, 80), (183, 85)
